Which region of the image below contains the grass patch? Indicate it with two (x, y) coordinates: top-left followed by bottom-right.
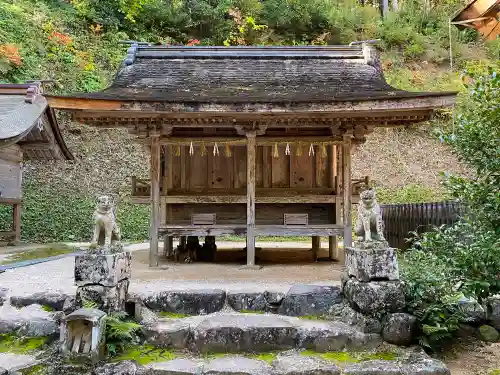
(0, 244), (75, 265)
(112, 345), (177, 365)
(19, 364), (49, 375)
(158, 312), (190, 319)
(0, 335), (48, 354)
(300, 350), (398, 364)
(41, 305), (54, 312)
(298, 315), (325, 321)
(240, 310), (265, 314)
(249, 352), (278, 364)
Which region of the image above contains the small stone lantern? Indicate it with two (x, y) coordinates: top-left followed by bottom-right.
(60, 308), (107, 362)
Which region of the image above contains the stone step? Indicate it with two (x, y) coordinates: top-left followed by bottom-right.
(93, 350), (451, 375)
(144, 312), (381, 353)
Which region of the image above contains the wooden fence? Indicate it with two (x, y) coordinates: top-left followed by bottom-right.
(380, 201), (464, 250)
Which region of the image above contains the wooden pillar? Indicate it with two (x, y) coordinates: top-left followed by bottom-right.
(342, 134), (353, 249)
(246, 131), (256, 267)
(13, 203), (21, 244)
(312, 236), (320, 262)
(328, 144), (337, 260)
(149, 134), (161, 267)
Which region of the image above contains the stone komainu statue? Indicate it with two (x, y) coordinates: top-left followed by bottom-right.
(91, 195), (121, 247)
(355, 188), (386, 243)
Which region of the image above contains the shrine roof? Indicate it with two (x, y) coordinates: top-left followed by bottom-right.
(0, 83), (73, 161)
(51, 45), (456, 104)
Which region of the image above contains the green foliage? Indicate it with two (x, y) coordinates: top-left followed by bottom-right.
(376, 184), (447, 204)
(113, 345), (177, 365)
(300, 350), (397, 363)
(82, 300), (142, 356)
(401, 68), (500, 350)
(0, 245), (76, 265)
(0, 181), (149, 243)
(158, 312), (190, 318)
(0, 334), (48, 353)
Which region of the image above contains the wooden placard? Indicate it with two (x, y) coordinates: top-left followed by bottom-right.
(284, 213), (308, 226)
(192, 213), (216, 226)
(0, 158), (22, 199)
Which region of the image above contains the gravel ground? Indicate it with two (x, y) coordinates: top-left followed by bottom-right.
(0, 243), (342, 299)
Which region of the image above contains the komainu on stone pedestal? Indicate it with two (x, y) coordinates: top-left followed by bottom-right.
(355, 188), (386, 244)
(90, 195), (121, 248)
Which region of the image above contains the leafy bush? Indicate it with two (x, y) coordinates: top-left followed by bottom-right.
(401, 67), (500, 350)
(0, 181), (149, 243)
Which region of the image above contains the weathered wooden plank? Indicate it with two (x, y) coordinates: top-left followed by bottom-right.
(233, 145), (247, 189)
(246, 132), (256, 266)
(291, 151), (313, 188)
(0, 157), (22, 200)
(254, 225), (343, 237)
(342, 136), (353, 250)
(262, 146), (272, 188)
(188, 148), (208, 189)
(271, 146), (289, 188)
(284, 213), (309, 225)
(315, 145), (328, 188)
(160, 195), (338, 204)
(160, 225), (246, 237)
(149, 135), (161, 267)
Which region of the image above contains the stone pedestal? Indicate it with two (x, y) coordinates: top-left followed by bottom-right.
(345, 244), (399, 282)
(75, 249), (131, 313)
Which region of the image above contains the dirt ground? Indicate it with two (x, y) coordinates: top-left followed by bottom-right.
(131, 247), (344, 283)
(438, 339), (500, 375)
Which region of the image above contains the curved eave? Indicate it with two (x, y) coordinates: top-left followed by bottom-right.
(45, 107), (74, 161)
(46, 92), (457, 116)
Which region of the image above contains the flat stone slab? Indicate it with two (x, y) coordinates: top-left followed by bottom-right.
(0, 304), (58, 336)
(76, 279), (129, 313)
(145, 312), (378, 353)
(227, 291), (284, 313)
(272, 354), (341, 375)
(141, 289), (226, 315)
(345, 246), (399, 282)
(344, 360), (405, 374)
(278, 285), (343, 317)
(0, 353), (37, 372)
(149, 358), (203, 374)
(75, 251), (131, 287)
(191, 314), (297, 353)
(10, 291), (69, 311)
(204, 356), (273, 375)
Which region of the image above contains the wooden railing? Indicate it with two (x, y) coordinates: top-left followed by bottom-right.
(381, 201), (464, 250)
(130, 176), (371, 198)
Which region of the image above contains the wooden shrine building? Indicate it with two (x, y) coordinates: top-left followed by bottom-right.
(0, 82), (73, 243)
(47, 44), (456, 267)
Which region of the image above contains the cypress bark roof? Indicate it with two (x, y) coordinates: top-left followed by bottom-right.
(63, 45), (455, 104)
(0, 83), (73, 161)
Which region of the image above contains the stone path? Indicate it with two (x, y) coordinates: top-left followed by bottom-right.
(0, 353), (37, 372)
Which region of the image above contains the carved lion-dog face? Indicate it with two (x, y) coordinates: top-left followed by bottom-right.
(97, 195), (113, 212)
(360, 189), (376, 208)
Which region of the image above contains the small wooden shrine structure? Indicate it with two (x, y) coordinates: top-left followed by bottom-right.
(0, 82), (73, 243)
(452, 0), (500, 40)
(47, 44), (456, 267)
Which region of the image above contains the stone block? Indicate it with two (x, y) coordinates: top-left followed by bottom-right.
(150, 358), (202, 375)
(142, 289), (226, 315)
(486, 297), (500, 330)
(345, 246), (399, 282)
(203, 356), (273, 375)
(0, 304), (56, 335)
(144, 320), (191, 349)
(76, 280), (129, 313)
(478, 325), (499, 342)
(278, 285), (343, 317)
(328, 302), (382, 334)
(382, 313), (417, 346)
(227, 291), (285, 313)
(404, 355), (450, 375)
(75, 252), (131, 287)
(191, 314), (297, 353)
(10, 292), (69, 311)
(344, 360), (405, 375)
(94, 360), (142, 375)
(458, 296), (486, 324)
(0, 288), (8, 307)
(272, 354), (341, 375)
(343, 279), (405, 316)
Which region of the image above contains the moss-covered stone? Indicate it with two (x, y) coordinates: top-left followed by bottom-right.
(300, 350), (398, 365)
(0, 334), (48, 354)
(112, 345), (177, 365)
(19, 364), (49, 375)
(0, 245), (75, 265)
(479, 325), (499, 342)
(158, 312), (190, 319)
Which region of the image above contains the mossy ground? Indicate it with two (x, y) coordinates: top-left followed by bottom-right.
(112, 345), (177, 365)
(158, 312), (190, 319)
(19, 364), (49, 375)
(300, 350), (398, 364)
(0, 334), (48, 354)
(0, 244), (75, 265)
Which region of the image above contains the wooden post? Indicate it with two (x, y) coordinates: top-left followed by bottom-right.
(312, 236), (320, 262)
(149, 134), (161, 267)
(246, 131), (256, 267)
(12, 203), (21, 244)
(342, 134), (353, 250)
(328, 144), (337, 260)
